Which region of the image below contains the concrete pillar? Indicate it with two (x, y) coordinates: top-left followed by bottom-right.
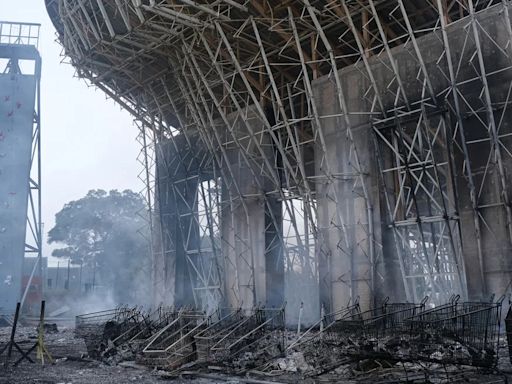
(220, 105), (285, 309)
(312, 70), (381, 313)
(455, 107), (512, 299)
(443, 5), (512, 299)
(265, 194), (284, 307)
(171, 175), (199, 307)
(221, 156), (265, 308)
(151, 201), (167, 306)
(155, 136), (199, 307)
(309, 4), (512, 304)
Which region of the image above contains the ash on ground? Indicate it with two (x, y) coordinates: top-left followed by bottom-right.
(2, 325), (512, 384)
(0, 326), (227, 384)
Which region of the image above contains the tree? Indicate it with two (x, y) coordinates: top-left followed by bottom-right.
(48, 189), (151, 304)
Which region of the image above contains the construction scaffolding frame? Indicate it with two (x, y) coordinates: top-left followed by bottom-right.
(47, 0), (512, 315)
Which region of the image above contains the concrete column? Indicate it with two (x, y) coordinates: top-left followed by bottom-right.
(220, 157), (265, 308)
(151, 200), (167, 306)
(171, 175), (199, 307)
(312, 70), (381, 313)
(155, 136), (199, 307)
(443, 5), (512, 299)
(309, 4), (512, 304)
(455, 113), (512, 300)
(220, 106), (285, 309)
(220, 107), (266, 309)
(265, 195), (284, 307)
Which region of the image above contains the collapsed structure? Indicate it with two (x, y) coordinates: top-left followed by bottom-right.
(72, 297), (504, 379)
(45, 0), (512, 321)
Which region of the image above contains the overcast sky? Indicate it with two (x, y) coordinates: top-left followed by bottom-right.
(3, 1), (144, 265)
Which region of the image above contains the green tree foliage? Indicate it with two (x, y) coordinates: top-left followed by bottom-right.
(48, 189), (151, 304)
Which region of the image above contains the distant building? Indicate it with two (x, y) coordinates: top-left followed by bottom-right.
(46, 261), (105, 291)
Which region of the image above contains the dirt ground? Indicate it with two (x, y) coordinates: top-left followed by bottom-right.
(0, 326), (233, 384)
(1, 325), (512, 384)
(1, 361), (221, 384)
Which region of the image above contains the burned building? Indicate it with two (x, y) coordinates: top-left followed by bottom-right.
(45, 0), (512, 321)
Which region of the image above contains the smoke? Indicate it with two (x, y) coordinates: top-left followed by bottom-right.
(285, 270), (320, 327)
(72, 289), (118, 314)
(45, 190), (153, 317)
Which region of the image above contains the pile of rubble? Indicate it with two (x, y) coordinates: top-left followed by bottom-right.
(74, 306), (288, 371)
(72, 297), (507, 382)
(75, 307), (146, 359)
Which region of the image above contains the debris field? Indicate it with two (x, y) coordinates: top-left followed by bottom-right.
(3, 296), (512, 383)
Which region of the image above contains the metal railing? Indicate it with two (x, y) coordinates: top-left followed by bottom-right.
(75, 306), (144, 357)
(0, 21), (40, 48)
(288, 296), (503, 369)
(191, 306), (286, 366)
(405, 296), (504, 367)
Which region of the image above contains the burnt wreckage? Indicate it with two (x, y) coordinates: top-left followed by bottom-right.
(46, 0), (512, 380)
(73, 297), (505, 381)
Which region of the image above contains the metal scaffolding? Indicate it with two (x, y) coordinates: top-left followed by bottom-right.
(46, 0), (512, 315)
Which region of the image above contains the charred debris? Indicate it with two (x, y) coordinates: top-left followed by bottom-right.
(66, 295), (512, 383)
